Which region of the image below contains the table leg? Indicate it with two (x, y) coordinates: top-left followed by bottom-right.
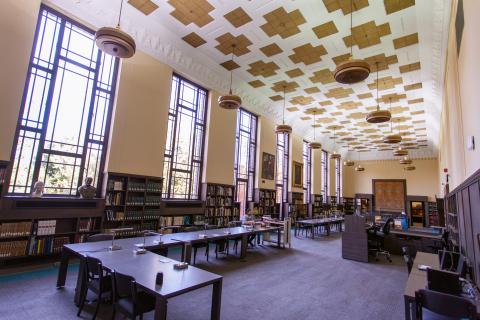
(311, 225), (315, 239)
(240, 234), (248, 260)
(404, 296), (411, 320)
(211, 278), (222, 320)
(277, 229), (281, 248)
(182, 243), (192, 264)
(327, 224), (330, 236)
(56, 248), (70, 288)
(74, 257), (86, 305)
(294, 223), (298, 237)
(154, 296), (168, 320)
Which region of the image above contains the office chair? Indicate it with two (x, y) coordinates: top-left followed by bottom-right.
(415, 289), (476, 320)
(111, 271), (156, 320)
(87, 233), (114, 242)
(227, 221), (242, 255)
(184, 226), (210, 264)
(368, 217), (393, 262)
(77, 256), (112, 320)
(401, 246), (414, 274)
(429, 231), (450, 253)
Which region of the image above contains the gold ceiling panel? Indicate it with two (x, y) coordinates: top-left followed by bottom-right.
(343, 21), (391, 49)
(304, 107), (326, 115)
(304, 87), (320, 94)
(413, 120), (426, 124)
(215, 33), (252, 56)
(342, 137), (355, 141)
(182, 32), (207, 48)
(365, 53), (399, 72)
(332, 53), (351, 66)
(367, 76), (403, 91)
(287, 107), (299, 112)
(390, 105), (409, 114)
(325, 87), (354, 99)
(290, 95), (314, 105)
(362, 128), (379, 133)
(394, 125), (413, 131)
(384, 0), (415, 14)
(393, 33), (419, 49)
(377, 93), (407, 103)
(323, 0), (369, 14)
(309, 69), (335, 84)
(347, 112), (367, 119)
(327, 125), (343, 130)
(408, 98), (424, 104)
(357, 93), (373, 99)
(317, 117), (335, 124)
(330, 111), (343, 116)
(168, 0), (214, 27)
(260, 43), (283, 57)
(289, 44), (328, 65)
(224, 7), (252, 28)
(404, 82), (422, 91)
(312, 21), (338, 39)
(220, 60), (240, 70)
(128, 0), (159, 15)
(337, 131), (350, 136)
(399, 62), (421, 73)
(357, 122), (371, 127)
(301, 116), (312, 121)
(247, 60), (280, 77)
(285, 68), (305, 78)
(248, 80), (265, 88)
(338, 101), (362, 110)
(271, 80), (299, 93)
(411, 110), (425, 115)
(260, 7), (307, 39)
(270, 95), (283, 101)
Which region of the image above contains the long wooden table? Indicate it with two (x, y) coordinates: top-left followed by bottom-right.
(295, 217), (344, 238)
(403, 252), (480, 320)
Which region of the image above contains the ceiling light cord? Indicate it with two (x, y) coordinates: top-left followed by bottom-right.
(389, 98), (393, 133)
(376, 62), (379, 111)
(282, 86), (286, 125)
(117, 0), (124, 28)
(229, 45), (235, 95)
(350, 0), (353, 58)
(313, 111), (316, 141)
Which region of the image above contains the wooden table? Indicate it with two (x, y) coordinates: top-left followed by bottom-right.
(390, 229), (443, 240)
(295, 217), (344, 238)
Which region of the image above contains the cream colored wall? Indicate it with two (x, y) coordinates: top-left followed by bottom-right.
(257, 117), (277, 190)
(0, 0), (41, 161)
(342, 159), (439, 200)
(202, 91), (237, 185)
(439, 0), (480, 191)
(106, 51), (171, 177)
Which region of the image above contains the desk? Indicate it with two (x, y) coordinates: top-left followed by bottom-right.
(403, 252), (480, 320)
(390, 229), (443, 241)
(295, 217), (344, 238)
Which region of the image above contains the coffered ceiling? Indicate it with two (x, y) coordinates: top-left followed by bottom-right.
(47, 0), (451, 160)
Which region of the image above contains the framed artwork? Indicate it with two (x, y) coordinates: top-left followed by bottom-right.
(293, 161), (303, 188)
(261, 152), (275, 180)
(373, 179), (406, 212)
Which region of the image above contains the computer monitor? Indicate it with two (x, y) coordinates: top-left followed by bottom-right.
(427, 268), (462, 295)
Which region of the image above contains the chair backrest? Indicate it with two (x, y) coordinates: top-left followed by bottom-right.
(184, 226), (200, 232)
(415, 289), (476, 319)
(439, 250), (460, 272)
(427, 268), (462, 295)
(382, 218), (393, 235)
(401, 246), (413, 274)
(85, 256), (103, 280)
(112, 270), (137, 300)
(87, 233), (114, 242)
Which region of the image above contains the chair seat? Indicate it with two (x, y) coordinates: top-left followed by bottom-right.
(88, 275), (112, 294)
(117, 291), (156, 315)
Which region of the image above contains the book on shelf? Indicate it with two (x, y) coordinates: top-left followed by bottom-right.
(35, 220), (57, 236)
(106, 192), (123, 206)
(146, 181), (162, 192)
(126, 196), (145, 206)
(79, 218), (97, 232)
(128, 181), (146, 192)
(145, 195), (161, 206)
(107, 180), (124, 191)
(0, 240), (28, 258)
(0, 221), (32, 237)
(28, 236), (69, 256)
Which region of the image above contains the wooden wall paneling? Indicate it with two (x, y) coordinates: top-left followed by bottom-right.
(462, 188), (475, 267)
(468, 181), (480, 285)
(456, 191), (467, 256)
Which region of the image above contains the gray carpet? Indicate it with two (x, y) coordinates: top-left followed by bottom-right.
(0, 233), (407, 320)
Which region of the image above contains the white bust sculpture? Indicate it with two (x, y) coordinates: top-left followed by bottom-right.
(31, 181), (45, 198)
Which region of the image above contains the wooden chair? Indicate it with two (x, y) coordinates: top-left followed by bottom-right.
(111, 271), (156, 320)
(184, 226), (209, 264)
(401, 246), (414, 274)
(87, 233), (114, 242)
(415, 289), (476, 320)
(77, 256), (112, 320)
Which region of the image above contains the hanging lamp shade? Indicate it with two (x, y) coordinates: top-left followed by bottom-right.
(404, 165), (416, 171)
(383, 133), (402, 144)
(330, 152), (341, 160)
(399, 156), (412, 165)
(355, 165), (365, 172)
(309, 141), (322, 149)
(95, 0), (135, 58)
(219, 45), (241, 110)
(276, 124), (293, 134)
(393, 147), (408, 156)
(344, 160), (355, 166)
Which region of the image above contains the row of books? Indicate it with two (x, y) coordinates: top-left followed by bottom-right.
(128, 181), (146, 192)
(126, 196), (145, 206)
(258, 199), (276, 207)
(205, 207), (239, 217)
(0, 240), (28, 258)
(0, 221), (32, 237)
(145, 196), (161, 206)
(28, 236), (69, 256)
(105, 210), (159, 221)
(108, 180), (125, 191)
(254, 207), (276, 215)
(106, 192), (123, 206)
(259, 190), (276, 199)
(79, 218), (98, 232)
(206, 185), (234, 196)
(206, 216), (236, 227)
(146, 181), (162, 193)
(206, 197), (233, 206)
(35, 220), (57, 235)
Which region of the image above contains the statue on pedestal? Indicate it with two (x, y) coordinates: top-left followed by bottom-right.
(78, 177), (96, 199)
(31, 181), (45, 198)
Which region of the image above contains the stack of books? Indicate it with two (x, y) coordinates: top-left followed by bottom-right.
(0, 221), (32, 237)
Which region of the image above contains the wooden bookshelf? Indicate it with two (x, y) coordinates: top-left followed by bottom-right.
(445, 194), (459, 250)
(427, 198), (444, 227)
(103, 172), (163, 236)
(201, 183), (240, 227)
(355, 193), (374, 214)
(311, 194), (323, 216)
(342, 197), (355, 215)
(253, 188), (277, 218)
(288, 192), (307, 222)
(0, 160), (8, 197)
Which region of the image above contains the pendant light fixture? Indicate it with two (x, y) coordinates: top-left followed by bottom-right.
(344, 160), (355, 166)
(366, 63), (392, 124)
(383, 98), (402, 144)
(393, 146), (408, 156)
(399, 156), (412, 165)
(354, 153), (364, 171)
(334, 0), (370, 84)
(95, 0), (136, 58)
(309, 110), (322, 149)
(275, 86), (293, 134)
(219, 44), (242, 110)
(330, 127), (341, 159)
(404, 165), (416, 171)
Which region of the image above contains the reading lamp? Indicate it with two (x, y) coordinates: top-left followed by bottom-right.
(108, 227), (134, 251)
(135, 229), (162, 254)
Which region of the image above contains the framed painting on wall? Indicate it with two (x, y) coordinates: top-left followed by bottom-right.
(373, 179), (406, 213)
(261, 152), (275, 180)
(293, 161), (303, 188)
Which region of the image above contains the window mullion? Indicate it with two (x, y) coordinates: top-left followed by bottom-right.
(30, 19), (66, 190)
(167, 80), (182, 199)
